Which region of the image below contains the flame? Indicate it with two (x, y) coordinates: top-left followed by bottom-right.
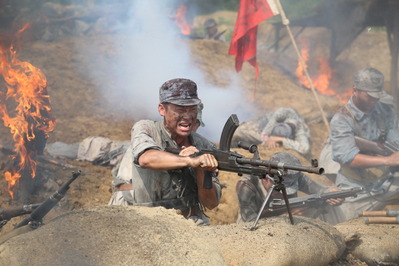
(0, 25), (55, 199)
(295, 40), (351, 103)
(175, 5), (191, 35)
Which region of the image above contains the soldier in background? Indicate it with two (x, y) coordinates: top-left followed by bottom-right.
(232, 107), (311, 157)
(203, 18), (226, 42)
(329, 67), (399, 222)
(236, 152), (344, 225)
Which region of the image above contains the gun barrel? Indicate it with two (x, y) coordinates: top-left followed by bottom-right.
(14, 170), (81, 229)
(236, 158), (324, 175)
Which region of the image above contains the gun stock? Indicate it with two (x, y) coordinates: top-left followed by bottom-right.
(0, 203), (41, 222)
(14, 170), (82, 229)
(354, 136), (398, 156)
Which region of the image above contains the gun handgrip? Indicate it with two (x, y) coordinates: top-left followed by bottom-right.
(203, 172), (213, 189)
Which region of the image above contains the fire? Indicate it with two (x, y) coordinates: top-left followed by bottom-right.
(295, 40), (351, 103)
(174, 5), (191, 35)
(0, 25), (55, 199)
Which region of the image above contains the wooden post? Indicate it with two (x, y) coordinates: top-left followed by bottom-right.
(275, 0), (330, 132)
(386, 5), (399, 113)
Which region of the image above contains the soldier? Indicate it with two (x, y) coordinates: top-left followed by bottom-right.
(108, 78), (222, 226)
(203, 18), (226, 42)
(329, 67), (399, 222)
(236, 152), (344, 225)
(232, 107), (311, 157)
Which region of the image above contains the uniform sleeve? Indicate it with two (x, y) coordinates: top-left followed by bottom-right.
(282, 131), (310, 154)
(236, 180), (259, 222)
(131, 120), (162, 165)
(385, 107), (399, 147)
(330, 114), (360, 164)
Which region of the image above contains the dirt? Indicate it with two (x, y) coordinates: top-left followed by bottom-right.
(0, 10), (396, 265)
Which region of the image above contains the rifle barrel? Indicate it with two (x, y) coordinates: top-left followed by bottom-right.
(14, 170), (81, 229)
(236, 158), (324, 175)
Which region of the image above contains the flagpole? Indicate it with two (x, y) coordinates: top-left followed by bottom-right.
(275, 0), (330, 132)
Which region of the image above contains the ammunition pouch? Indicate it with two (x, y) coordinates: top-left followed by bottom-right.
(340, 164), (389, 183)
(130, 193), (199, 210)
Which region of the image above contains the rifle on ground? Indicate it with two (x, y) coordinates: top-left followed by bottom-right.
(268, 187), (364, 213)
(0, 203), (41, 230)
(354, 136), (399, 156)
(92, 145), (128, 166)
(14, 170), (82, 229)
(166, 114), (324, 229)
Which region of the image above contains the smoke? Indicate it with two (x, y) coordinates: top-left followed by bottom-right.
(73, 0), (254, 141)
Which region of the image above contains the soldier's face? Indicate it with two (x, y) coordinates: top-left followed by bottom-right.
(159, 103), (198, 138)
(207, 26), (217, 36)
(353, 88), (379, 113)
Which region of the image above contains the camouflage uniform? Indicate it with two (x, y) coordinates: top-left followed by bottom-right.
(330, 68), (399, 222)
(232, 108), (311, 155)
(236, 152), (343, 224)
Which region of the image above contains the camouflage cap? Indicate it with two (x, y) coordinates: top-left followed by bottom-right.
(270, 152), (302, 195)
(270, 123), (294, 139)
(159, 78), (201, 106)
(354, 67), (386, 99)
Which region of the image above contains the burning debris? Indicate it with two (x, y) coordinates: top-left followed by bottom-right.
(295, 39), (352, 103)
(174, 4), (191, 36)
(0, 25), (55, 200)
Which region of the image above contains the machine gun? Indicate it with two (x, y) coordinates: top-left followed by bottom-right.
(166, 114), (324, 229)
(0, 203), (41, 230)
(14, 170), (82, 229)
(268, 187), (364, 213)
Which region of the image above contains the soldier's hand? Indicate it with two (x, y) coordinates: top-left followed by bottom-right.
(387, 151), (399, 166)
(264, 136), (283, 148)
(192, 154), (218, 172)
(179, 145), (199, 157)
(325, 187), (345, 206)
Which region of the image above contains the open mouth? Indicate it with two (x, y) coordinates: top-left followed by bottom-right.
(178, 122), (191, 132)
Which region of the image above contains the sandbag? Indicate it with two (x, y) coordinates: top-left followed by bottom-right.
(203, 216), (346, 266)
(0, 206), (226, 266)
(335, 217), (399, 265)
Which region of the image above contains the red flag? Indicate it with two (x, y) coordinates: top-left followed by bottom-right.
(228, 0), (280, 76)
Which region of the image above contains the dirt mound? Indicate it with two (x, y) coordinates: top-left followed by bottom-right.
(1, 206), (347, 266)
(335, 218), (399, 265)
(0, 206), (226, 265)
